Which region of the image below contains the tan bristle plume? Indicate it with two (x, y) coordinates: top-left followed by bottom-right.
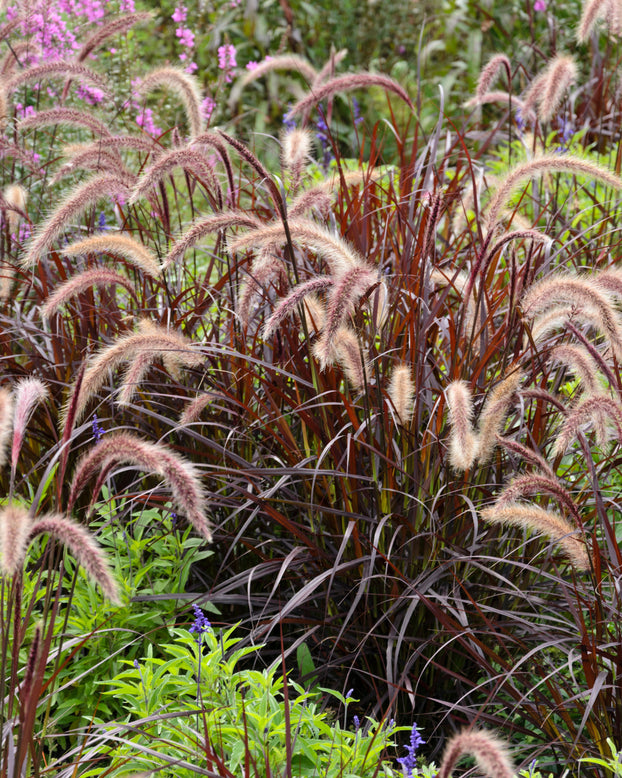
(445, 380), (478, 471)
(388, 364), (415, 425)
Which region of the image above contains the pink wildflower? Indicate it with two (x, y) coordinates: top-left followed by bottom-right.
(172, 5), (187, 23)
(534, 0), (546, 9)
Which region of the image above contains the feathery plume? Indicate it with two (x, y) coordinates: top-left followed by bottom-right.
(485, 154), (622, 233)
(117, 351), (156, 406)
(217, 131), (284, 213)
(62, 234), (161, 278)
(578, 0), (612, 43)
(495, 435), (556, 478)
(388, 364), (415, 424)
(0, 504), (32, 577)
(130, 147), (222, 207)
(164, 211), (262, 268)
(2, 183), (27, 233)
(0, 388), (13, 468)
(522, 275), (622, 360)
(0, 137), (42, 172)
(68, 432), (212, 541)
(487, 228), (552, 260)
(229, 218), (365, 273)
(263, 277), (333, 338)
(552, 394), (622, 455)
(50, 146), (129, 185)
(463, 91), (532, 120)
(22, 173), (131, 267)
(18, 107), (113, 138)
(549, 343), (603, 396)
(237, 250), (286, 326)
(314, 265), (380, 368)
(476, 54), (512, 99)
(77, 12), (152, 61)
(301, 294), (326, 334)
(40, 268), (137, 319)
(522, 55), (577, 123)
(137, 67), (203, 138)
(281, 128), (312, 190)
(594, 266), (622, 299)
(477, 372), (522, 463)
(288, 188), (332, 219)
(287, 73), (414, 118)
(5, 61), (110, 97)
(189, 131), (236, 200)
(11, 378), (48, 476)
(179, 392), (223, 425)
(437, 730), (515, 778)
(313, 48), (348, 86)
(27, 515), (120, 602)
(332, 326), (369, 391)
(445, 380), (479, 471)
(495, 472), (582, 523)
(1, 41), (38, 77)
(66, 319), (202, 426)
(228, 54), (318, 109)
(480, 502), (590, 570)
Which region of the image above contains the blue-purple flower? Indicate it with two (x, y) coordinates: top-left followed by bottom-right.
(398, 723), (425, 778)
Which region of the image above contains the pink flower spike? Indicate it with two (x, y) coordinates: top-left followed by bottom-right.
(172, 5), (188, 22)
(11, 378), (48, 475)
(534, 0), (546, 9)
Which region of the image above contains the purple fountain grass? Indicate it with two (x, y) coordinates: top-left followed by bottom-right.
(229, 217), (366, 273)
(577, 0), (613, 42)
(332, 326), (369, 391)
(301, 293), (326, 333)
(522, 275), (622, 360)
(179, 392), (223, 425)
(137, 67), (204, 139)
(477, 371), (522, 463)
(68, 432), (212, 541)
(189, 131), (236, 201)
(1, 42), (38, 77)
(129, 147), (222, 208)
(2, 183), (27, 234)
(485, 154), (622, 234)
(561, 321), (619, 388)
(117, 351), (157, 406)
(552, 394), (622, 455)
(594, 267), (622, 299)
(281, 128), (312, 190)
(286, 73), (415, 118)
(313, 48), (348, 86)
(314, 264), (380, 369)
(51, 146), (130, 185)
(437, 730), (515, 778)
(0, 388), (13, 468)
(496, 435), (557, 478)
(387, 364), (415, 425)
(164, 211), (263, 269)
(10, 378), (48, 478)
(0, 504), (32, 577)
(40, 268), (138, 320)
(66, 318), (202, 426)
(463, 91), (531, 119)
(5, 61), (111, 98)
(530, 304), (579, 342)
(549, 343), (604, 396)
(229, 54), (318, 109)
(486, 228), (552, 260)
(18, 107), (114, 138)
(480, 501), (590, 570)
(430, 268), (477, 336)
(22, 173), (132, 268)
(76, 11), (152, 62)
(62, 234), (161, 278)
(494, 472), (582, 523)
(237, 250), (286, 326)
(217, 130), (285, 214)
(0, 137), (43, 172)
(27, 515), (120, 603)
(288, 188), (332, 219)
(522, 55), (577, 123)
(445, 380), (479, 471)
(476, 54), (512, 100)
(262, 276), (333, 338)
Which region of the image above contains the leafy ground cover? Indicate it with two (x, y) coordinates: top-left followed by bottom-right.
(2, 0), (622, 776)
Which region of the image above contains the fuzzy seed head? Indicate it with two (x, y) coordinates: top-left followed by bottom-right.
(438, 729), (515, 778)
(445, 380), (479, 471)
(388, 364), (415, 425)
(0, 504), (32, 577)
